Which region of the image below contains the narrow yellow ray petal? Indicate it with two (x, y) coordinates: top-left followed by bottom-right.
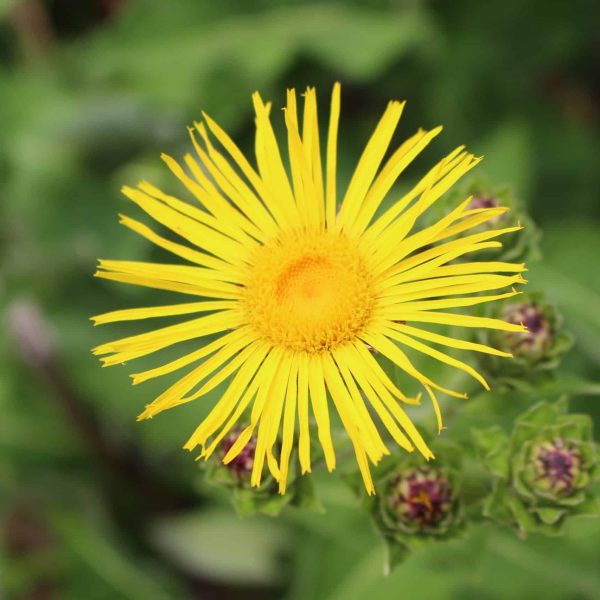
(377, 289), (521, 315)
(417, 260), (526, 280)
(382, 240), (502, 285)
(284, 89), (306, 225)
(136, 335), (252, 422)
(424, 384), (444, 433)
(321, 353), (375, 494)
(96, 260), (242, 291)
(391, 310), (527, 332)
(122, 185), (248, 266)
(347, 342), (434, 459)
(333, 345), (414, 453)
(161, 152), (258, 243)
(380, 273), (525, 301)
(297, 353), (311, 473)
(264, 352), (295, 483)
(428, 207), (509, 243)
(193, 122), (279, 236)
(235, 348), (284, 484)
(325, 82), (341, 230)
(91, 300), (237, 325)
(93, 310), (241, 365)
(363, 146), (468, 243)
(329, 351), (390, 463)
(374, 196), (475, 280)
(95, 271), (233, 300)
(183, 336), (265, 405)
(190, 342), (271, 454)
(384, 224), (524, 282)
(308, 354), (336, 471)
(387, 321), (511, 357)
(382, 257), (525, 290)
(186, 126), (271, 237)
(384, 326), (490, 390)
(337, 100), (405, 232)
(94, 266), (239, 301)
(302, 87), (325, 225)
(136, 180), (237, 237)
(285, 108), (319, 228)
(362, 332), (466, 401)
(248, 347), (285, 428)
(351, 340), (419, 405)
(350, 126), (443, 236)
(131, 328), (252, 385)
(284, 89), (319, 228)
(378, 273), (527, 305)
(183, 153), (263, 244)
(368, 155), (482, 270)
(118, 214), (241, 279)
(252, 92), (299, 228)
(278, 356), (299, 494)
(252, 351), (291, 487)
(201, 110), (288, 228)
(321, 352), (376, 458)
(380, 245), (486, 291)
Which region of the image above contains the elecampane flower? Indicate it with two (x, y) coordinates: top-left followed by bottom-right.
(92, 84), (526, 494)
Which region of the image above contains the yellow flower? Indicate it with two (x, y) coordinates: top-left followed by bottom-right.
(92, 84), (526, 495)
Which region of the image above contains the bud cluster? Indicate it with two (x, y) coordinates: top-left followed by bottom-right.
(473, 400), (599, 536)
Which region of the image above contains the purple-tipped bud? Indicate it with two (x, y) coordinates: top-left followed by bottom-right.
(388, 467), (453, 531)
(469, 196), (500, 211)
(469, 196), (503, 227)
(501, 302), (552, 360)
(531, 438), (582, 497)
(221, 427), (257, 479)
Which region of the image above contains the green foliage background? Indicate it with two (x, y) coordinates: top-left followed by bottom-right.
(1, 0), (599, 598)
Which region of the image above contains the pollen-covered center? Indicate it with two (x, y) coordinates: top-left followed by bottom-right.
(243, 231), (375, 353)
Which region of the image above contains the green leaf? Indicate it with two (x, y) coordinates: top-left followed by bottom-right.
(52, 513), (174, 600)
(471, 426), (510, 478)
(150, 509), (289, 586)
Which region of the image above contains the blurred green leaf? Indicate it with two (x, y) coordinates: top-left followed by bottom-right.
(150, 509), (289, 586)
(53, 512), (175, 600)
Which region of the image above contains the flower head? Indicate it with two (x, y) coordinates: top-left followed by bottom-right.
(92, 84), (526, 494)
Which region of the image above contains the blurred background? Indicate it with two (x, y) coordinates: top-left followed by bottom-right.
(1, 0), (599, 598)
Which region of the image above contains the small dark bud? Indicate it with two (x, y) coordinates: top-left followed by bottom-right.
(387, 467), (454, 533)
(501, 301), (552, 360)
(221, 427), (257, 479)
(529, 438), (583, 498)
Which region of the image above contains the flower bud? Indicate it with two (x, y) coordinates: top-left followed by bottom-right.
(468, 196), (504, 227)
(479, 292), (572, 379)
(387, 467), (454, 534)
(528, 438), (582, 498)
(500, 301), (552, 360)
(475, 400), (599, 537)
(220, 427), (257, 479)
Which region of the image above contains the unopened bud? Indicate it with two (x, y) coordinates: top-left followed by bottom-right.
(469, 196), (503, 227)
(221, 427), (257, 479)
(530, 438), (582, 498)
(501, 301), (552, 360)
(387, 467), (453, 533)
